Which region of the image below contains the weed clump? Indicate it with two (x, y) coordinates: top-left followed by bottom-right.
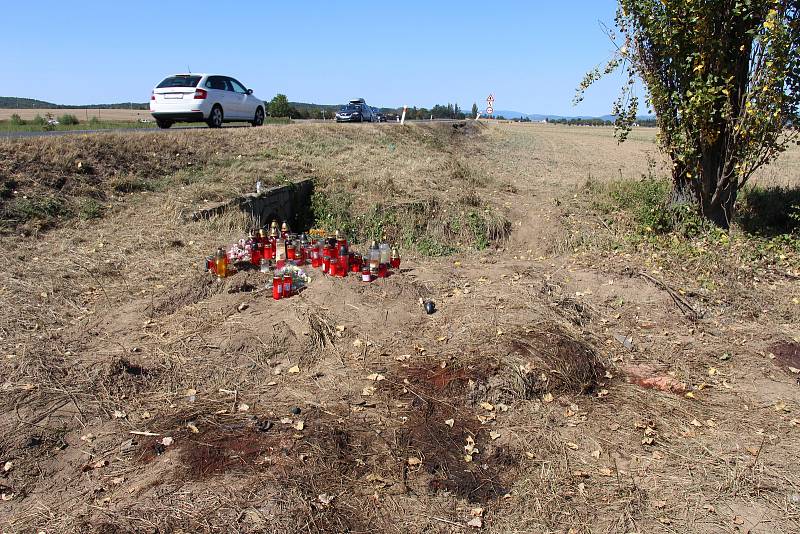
(58, 114), (80, 126)
(311, 191), (510, 256)
(589, 177), (707, 237)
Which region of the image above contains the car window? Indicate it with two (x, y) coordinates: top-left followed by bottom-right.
(228, 78), (247, 94)
(157, 75), (201, 88)
(204, 76), (228, 91)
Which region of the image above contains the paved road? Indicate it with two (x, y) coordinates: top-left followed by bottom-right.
(0, 119), (461, 139)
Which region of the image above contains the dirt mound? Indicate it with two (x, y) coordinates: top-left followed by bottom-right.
(148, 272), (225, 317)
(465, 325), (607, 405)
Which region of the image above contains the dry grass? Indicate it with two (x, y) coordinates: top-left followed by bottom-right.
(1, 122), (799, 533)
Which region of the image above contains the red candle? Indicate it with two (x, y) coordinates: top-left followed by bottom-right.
(350, 253), (361, 273)
(338, 254), (348, 277)
(361, 265), (371, 282)
(378, 263), (388, 278)
(322, 255), (331, 274)
(272, 273), (282, 300)
(250, 243), (261, 266)
(287, 245), (296, 261)
(283, 272), (293, 297)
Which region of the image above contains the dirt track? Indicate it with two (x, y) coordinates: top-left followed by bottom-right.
(1, 122), (799, 533)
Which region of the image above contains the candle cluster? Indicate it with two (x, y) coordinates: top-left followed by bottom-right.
(205, 220), (402, 300)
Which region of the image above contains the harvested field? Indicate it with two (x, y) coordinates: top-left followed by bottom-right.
(1, 121), (799, 533)
(0, 108), (150, 122)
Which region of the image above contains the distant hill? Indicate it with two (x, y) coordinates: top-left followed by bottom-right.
(492, 109), (655, 122)
(0, 96), (148, 110)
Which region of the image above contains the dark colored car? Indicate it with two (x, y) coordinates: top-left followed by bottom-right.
(372, 107), (386, 122)
(335, 98), (374, 122)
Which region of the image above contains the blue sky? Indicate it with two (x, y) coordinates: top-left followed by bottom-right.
(2, 1), (631, 116)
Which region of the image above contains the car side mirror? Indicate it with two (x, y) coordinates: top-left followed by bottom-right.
(246, 89), (253, 95)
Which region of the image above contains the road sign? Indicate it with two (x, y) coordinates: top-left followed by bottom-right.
(486, 106), (494, 114)
(487, 93), (495, 103)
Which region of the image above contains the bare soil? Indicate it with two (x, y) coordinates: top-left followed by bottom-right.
(1, 122), (799, 533)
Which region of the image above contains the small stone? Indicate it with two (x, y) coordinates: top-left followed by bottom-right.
(290, 406), (302, 415)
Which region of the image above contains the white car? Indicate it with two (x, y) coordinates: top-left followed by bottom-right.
(149, 73), (265, 129)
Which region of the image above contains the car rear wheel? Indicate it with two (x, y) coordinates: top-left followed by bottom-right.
(252, 107), (264, 127)
(156, 119), (173, 129)
(207, 106), (223, 128)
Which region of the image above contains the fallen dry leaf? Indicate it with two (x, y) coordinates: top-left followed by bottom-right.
(318, 493), (335, 505)
(187, 422), (199, 434)
(489, 431), (501, 441)
(566, 442), (579, 450)
(3, 461), (12, 472)
(467, 517), (483, 528)
(161, 437), (174, 446)
(288, 365), (300, 374)
(293, 420), (305, 431)
(366, 373), (386, 382)
(407, 457), (422, 466)
(362, 386), (376, 397)
(690, 419), (703, 427)
(591, 449), (601, 459)
(479, 402), (495, 411)
(542, 392), (554, 403)
(444, 419), (455, 428)
(598, 467), (613, 477)
(238, 403), (250, 412)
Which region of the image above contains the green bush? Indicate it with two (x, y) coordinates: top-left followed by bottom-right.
(58, 114), (80, 125)
(30, 115), (46, 126)
(9, 114), (25, 125)
(592, 177), (708, 237)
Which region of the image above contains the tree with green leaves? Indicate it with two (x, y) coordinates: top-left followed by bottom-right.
(267, 94), (292, 117)
(577, 1), (800, 228)
(471, 102), (479, 117)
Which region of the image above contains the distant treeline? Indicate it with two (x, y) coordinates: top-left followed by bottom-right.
(546, 117), (658, 127)
(0, 97), (149, 110)
(286, 101), (470, 120)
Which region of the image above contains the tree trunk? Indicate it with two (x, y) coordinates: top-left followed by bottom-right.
(671, 151), (738, 229)
(700, 181), (738, 229)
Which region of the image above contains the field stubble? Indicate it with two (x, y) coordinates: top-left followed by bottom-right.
(1, 122), (799, 533)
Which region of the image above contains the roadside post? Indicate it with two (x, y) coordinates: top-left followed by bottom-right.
(401, 105), (407, 125)
(486, 93), (495, 118)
